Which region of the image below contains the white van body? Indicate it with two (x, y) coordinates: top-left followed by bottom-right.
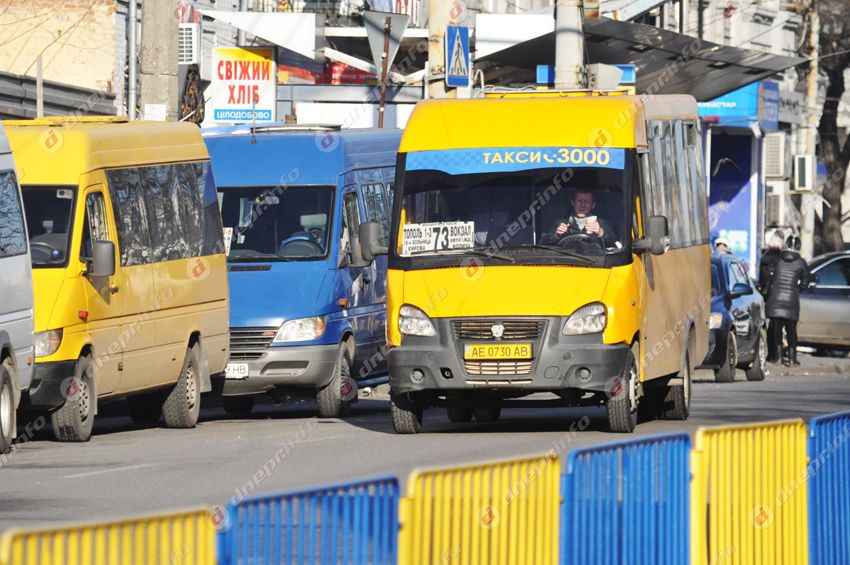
(0, 123), (35, 452)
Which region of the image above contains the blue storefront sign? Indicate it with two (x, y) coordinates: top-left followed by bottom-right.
(698, 80), (780, 131)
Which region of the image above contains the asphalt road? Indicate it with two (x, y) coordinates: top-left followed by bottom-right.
(1, 354), (849, 532)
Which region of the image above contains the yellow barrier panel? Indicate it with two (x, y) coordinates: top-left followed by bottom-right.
(398, 452), (560, 565)
(690, 419), (809, 565)
(0, 507), (215, 565)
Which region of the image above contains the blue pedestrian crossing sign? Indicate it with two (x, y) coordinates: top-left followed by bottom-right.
(445, 26), (470, 88)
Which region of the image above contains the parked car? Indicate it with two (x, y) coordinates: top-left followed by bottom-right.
(203, 125), (401, 417)
(7, 117), (229, 442)
(0, 123), (35, 453)
(699, 254), (767, 382)
(798, 251), (850, 355)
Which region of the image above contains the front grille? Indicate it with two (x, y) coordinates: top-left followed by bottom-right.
(229, 327), (276, 361)
(463, 360), (534, 376)
(453, 319), (544, 341)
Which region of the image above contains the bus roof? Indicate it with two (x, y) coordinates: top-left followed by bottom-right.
(3, 117), (208, 185)
(399, 94), (698, 152)
(202, 126), (402, 187)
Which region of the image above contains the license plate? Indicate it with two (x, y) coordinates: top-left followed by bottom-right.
(463, 343), (532, 360)
(225, 363), (249, 379)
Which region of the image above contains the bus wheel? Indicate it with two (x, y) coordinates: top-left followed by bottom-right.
(390, 392), (422, 434)
(473, 406), (501, 422)
(0, 360), (15, 453)
(163, 344), (202, 428)
(316, 346), (352, 418)
(715, 333), (737, 383)
(50, 355), (95, 442)
(223, 396), (255, 415)
(663, 350), (692, 420)
(447, 406), (473, 423)
(606, 351), (638, 433)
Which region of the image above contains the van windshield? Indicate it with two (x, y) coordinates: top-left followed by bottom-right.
(395, 147), (631, 266)
(218, 186), (334, 261)
(22, 185), (76, 268)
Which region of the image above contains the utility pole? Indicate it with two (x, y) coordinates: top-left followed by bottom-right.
(554, 0), (586, 89)
(237, 0), (247, 46)
(128, 0), (138, 119)
(801, 0), (819, 259)
(36, 56), (43, 118)
(378, 17), (392, 128)
(427, 0), (458, 99)
(139, 0), (179, 120)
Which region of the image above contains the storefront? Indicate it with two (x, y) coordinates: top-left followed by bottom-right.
(698, 80), (780, 273)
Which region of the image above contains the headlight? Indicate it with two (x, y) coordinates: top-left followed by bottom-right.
(563, 303), (607, 335)
(34, 329), (63, 357)
(709, 313), (723, 330)
(398, 304), (436, 337)
(273, 316), (326, 343)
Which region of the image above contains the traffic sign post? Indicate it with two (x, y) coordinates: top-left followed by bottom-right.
(445, 26), (470, 89)
(363, 11), (409, 127)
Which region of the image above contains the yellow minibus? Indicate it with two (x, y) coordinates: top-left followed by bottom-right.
(359, 93), (710, 433)
(7, 117), (228, 442)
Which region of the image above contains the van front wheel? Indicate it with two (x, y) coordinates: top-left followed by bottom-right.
(391, 392), (422, 434)
(50, 355), (95, 442)
(316, 346), (352, 418)
(162, 344), (202, 428)
(606, 351), (638, 433)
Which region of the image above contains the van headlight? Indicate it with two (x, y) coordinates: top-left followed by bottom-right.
(273, 316), (326, 343)
(34, 329), (63, 358)
(709, 313), (723, 330)
(563, 303), (607, 335)
(399, 304), (436, 337)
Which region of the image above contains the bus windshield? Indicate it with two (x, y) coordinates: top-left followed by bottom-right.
(396, 147), (631, 265)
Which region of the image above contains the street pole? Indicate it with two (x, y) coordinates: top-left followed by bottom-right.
(378, 17), (391, 128)
(801, 0), (819, 259)
(36, 56), (43, 118)
(554, 0), (586, 89)
(128, 0), (138, 119)
(237, 0), (247, 46)
(427, 0), (451, 98)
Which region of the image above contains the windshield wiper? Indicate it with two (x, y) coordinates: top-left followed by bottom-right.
(408, 247), (515, 263)
(228, 253), (291, 262)
(506, 244), (596, 265)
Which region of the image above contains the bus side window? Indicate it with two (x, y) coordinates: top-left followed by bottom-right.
(81, 192), (108, 261)
(361, 181), (390, 246)
(341, 191), (360, 258)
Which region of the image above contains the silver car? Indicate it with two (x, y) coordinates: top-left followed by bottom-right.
(798, 251), (850, 354)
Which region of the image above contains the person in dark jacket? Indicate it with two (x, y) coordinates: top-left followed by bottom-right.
(758, 230), (785, 362)
(765, 235), (810, 366)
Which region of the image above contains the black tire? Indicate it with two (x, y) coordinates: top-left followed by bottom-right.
(606, 350), (638, 433)
(223, 395), (255, 415)
(715, 333), (737, 383)
(162, 344), (202, 428)
(447, 406), (473, 423)
(127, 392), (163, 424)
(663, 350), (692, 420)
(0, 361), (15, 454)
(50, 355), (95, 442)
(745, 330), (768, 382)
(390, 392), (422, 434)
(473, 406), (501, 422)
(316, 346), (352, 418)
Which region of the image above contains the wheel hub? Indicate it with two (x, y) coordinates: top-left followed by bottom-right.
(77, 375), (90, 422)
(0, 383), (11, 434)
(186, 365), (197, 409)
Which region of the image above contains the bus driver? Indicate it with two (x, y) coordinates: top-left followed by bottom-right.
(541, 189), (616, 247)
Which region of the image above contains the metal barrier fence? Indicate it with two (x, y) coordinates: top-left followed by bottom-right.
(690, 419), (809, 565)
(398, 452), (560, 565)
(218, 476), (399, 565)
(808, 411), (850, 565)
(0, 508), (215, 565)
(560, 433), (690, 565)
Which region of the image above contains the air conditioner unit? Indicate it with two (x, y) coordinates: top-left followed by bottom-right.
(178, 23), (199, 66)
(763, 132), (788, 178)
(793, 154), (814, 192)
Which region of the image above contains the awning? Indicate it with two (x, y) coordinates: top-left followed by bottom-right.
(477, 17), (805, 102)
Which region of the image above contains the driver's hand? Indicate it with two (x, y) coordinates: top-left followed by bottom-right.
(555, 222), (569, 236)
(586, 220), (603, 236)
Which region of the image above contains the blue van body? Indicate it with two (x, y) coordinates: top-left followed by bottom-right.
(203, 126), (401, 411)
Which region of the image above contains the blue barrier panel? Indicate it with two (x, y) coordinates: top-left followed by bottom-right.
(808, 411), (850, 565)
(560, 433), (690, 565)
(218, 476), (399, 565)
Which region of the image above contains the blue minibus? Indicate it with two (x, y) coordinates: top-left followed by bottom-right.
(203, 125), (401, 417)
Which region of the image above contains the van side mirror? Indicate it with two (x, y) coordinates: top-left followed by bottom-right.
(633, 215), (670, 256)
(729, 282), (753, 299)
(90, 240), (115, 277)
(359, 221), (388, 263)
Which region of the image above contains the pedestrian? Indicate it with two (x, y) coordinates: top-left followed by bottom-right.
(714, 237), (731, 254)
(765, 234), (811, 366)
(758, 229), (785, 362)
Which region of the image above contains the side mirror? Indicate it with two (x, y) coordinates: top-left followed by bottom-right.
(808, 273), (819, 288)
(90, 240), (115, 277)
(729, 282), (753, 299)
(359, 221), (388, 263)
(633, 215), (670, 256)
